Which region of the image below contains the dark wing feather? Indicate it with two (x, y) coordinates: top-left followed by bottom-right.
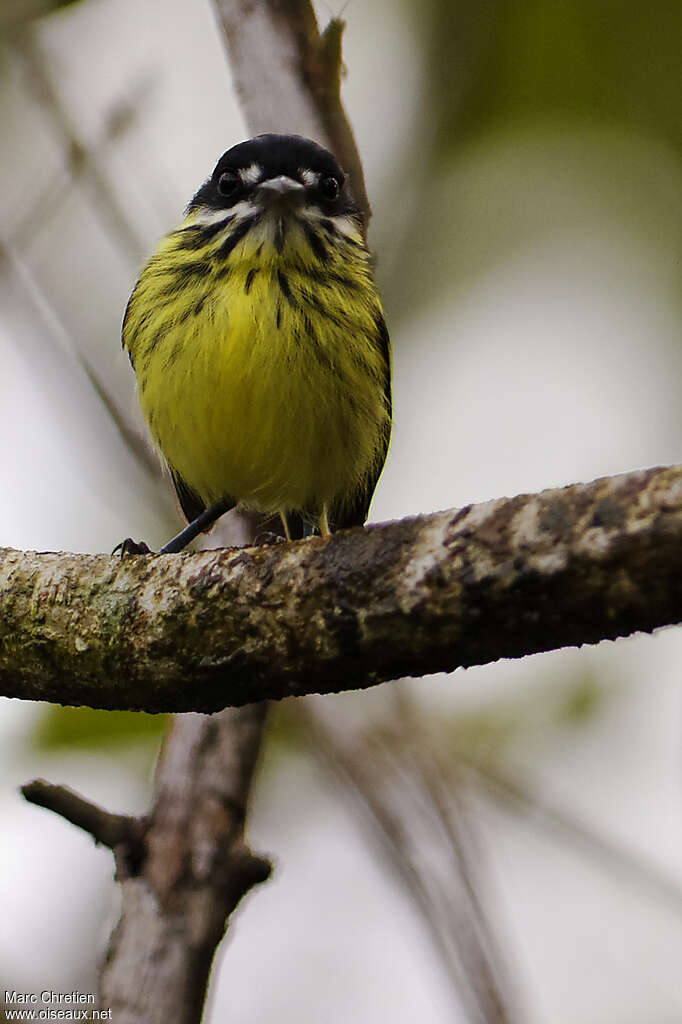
(170, 469), (206, 524)
(335, 311), (392, 529)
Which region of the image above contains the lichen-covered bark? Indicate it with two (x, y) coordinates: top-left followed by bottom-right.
(2, 465), (682, 714)
(98, 706), (270, 1024)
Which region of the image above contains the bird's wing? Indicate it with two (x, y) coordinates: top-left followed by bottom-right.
(170, 468), (206, 524)
(335, 311), (392, 529)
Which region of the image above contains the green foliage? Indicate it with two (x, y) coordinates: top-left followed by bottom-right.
(34, 704), (168, 751)
(558, 674), (602, 724)
(428, 670), (609, 767)
(420, 0), (682, 153)
(0, 0), (83, 34)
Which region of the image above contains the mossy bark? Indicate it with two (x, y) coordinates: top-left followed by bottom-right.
(3, 464), (682, 713)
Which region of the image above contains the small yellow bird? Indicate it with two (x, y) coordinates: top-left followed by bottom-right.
(121, 134), (391, 553)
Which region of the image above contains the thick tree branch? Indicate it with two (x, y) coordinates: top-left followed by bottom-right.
(2, 464), (682, 713)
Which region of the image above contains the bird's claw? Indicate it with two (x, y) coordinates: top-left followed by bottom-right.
(113, 537), (153, 558)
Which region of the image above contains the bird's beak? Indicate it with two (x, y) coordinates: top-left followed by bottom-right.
(256, 176), (305, 208)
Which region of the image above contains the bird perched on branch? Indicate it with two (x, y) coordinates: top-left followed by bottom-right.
(120, 134), (391, 554)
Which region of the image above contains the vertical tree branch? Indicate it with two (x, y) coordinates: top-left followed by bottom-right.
(213, 0), (371, 226)
(97, 706), (271, 1024)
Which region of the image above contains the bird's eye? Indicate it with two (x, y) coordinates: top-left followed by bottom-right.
(319, 175), (340, 201)
(217, 171), (241, 197)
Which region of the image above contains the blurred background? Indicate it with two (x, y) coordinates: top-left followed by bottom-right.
(0, 0), (681, 1020)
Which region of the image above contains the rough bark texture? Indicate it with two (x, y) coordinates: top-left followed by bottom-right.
(3, 464), (682, 713)
(95, 706), (271, 1023)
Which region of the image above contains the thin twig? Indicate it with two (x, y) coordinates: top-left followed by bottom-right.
(7, 77), (155, 255)
(388, 691), (523, 1022)
(0, 237), (163, 482)
(0, 50), (163, 483)
(12, 27), (148, 261)
(298, 701), (485, 1021)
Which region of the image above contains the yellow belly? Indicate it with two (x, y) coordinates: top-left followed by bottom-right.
(127, 241), (388, 520)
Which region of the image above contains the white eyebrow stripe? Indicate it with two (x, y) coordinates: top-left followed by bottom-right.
(300, 169), (319, 187)
(239, 163), (262, 185)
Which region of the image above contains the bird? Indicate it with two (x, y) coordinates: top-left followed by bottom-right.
(120, 133), (391, 554)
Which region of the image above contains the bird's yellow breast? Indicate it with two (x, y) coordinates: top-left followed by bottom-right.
(123, 211), (389, 522)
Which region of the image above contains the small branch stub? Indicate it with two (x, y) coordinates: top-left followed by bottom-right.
(21, 779), (147, 879)
(21, 779), (136, 848)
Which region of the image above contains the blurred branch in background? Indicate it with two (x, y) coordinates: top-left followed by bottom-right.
(300, 676), (682, 1023)
(96, 705), (271, 1024)
(6, 48), (153, 258)
(1, 28), (163, 481)
(300, 693), (524, 1024)
(464, 758), (682, 915)
(0, 237), (161, 482)
(11, 26), (148, 260)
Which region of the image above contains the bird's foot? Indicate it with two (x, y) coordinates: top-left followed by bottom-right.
(113, 538), (153, 558)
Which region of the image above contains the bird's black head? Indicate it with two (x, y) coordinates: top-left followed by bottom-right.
(188, 134), (357, 218)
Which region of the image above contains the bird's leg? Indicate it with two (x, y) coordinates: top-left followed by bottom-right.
(114, 498), (234, 558)
(280, 510), (293, 542)
(159, 498), (234, 553)
(278, 510), (309, 541)
(318, 505), (331, 538)
(276, 508), (330, 540)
